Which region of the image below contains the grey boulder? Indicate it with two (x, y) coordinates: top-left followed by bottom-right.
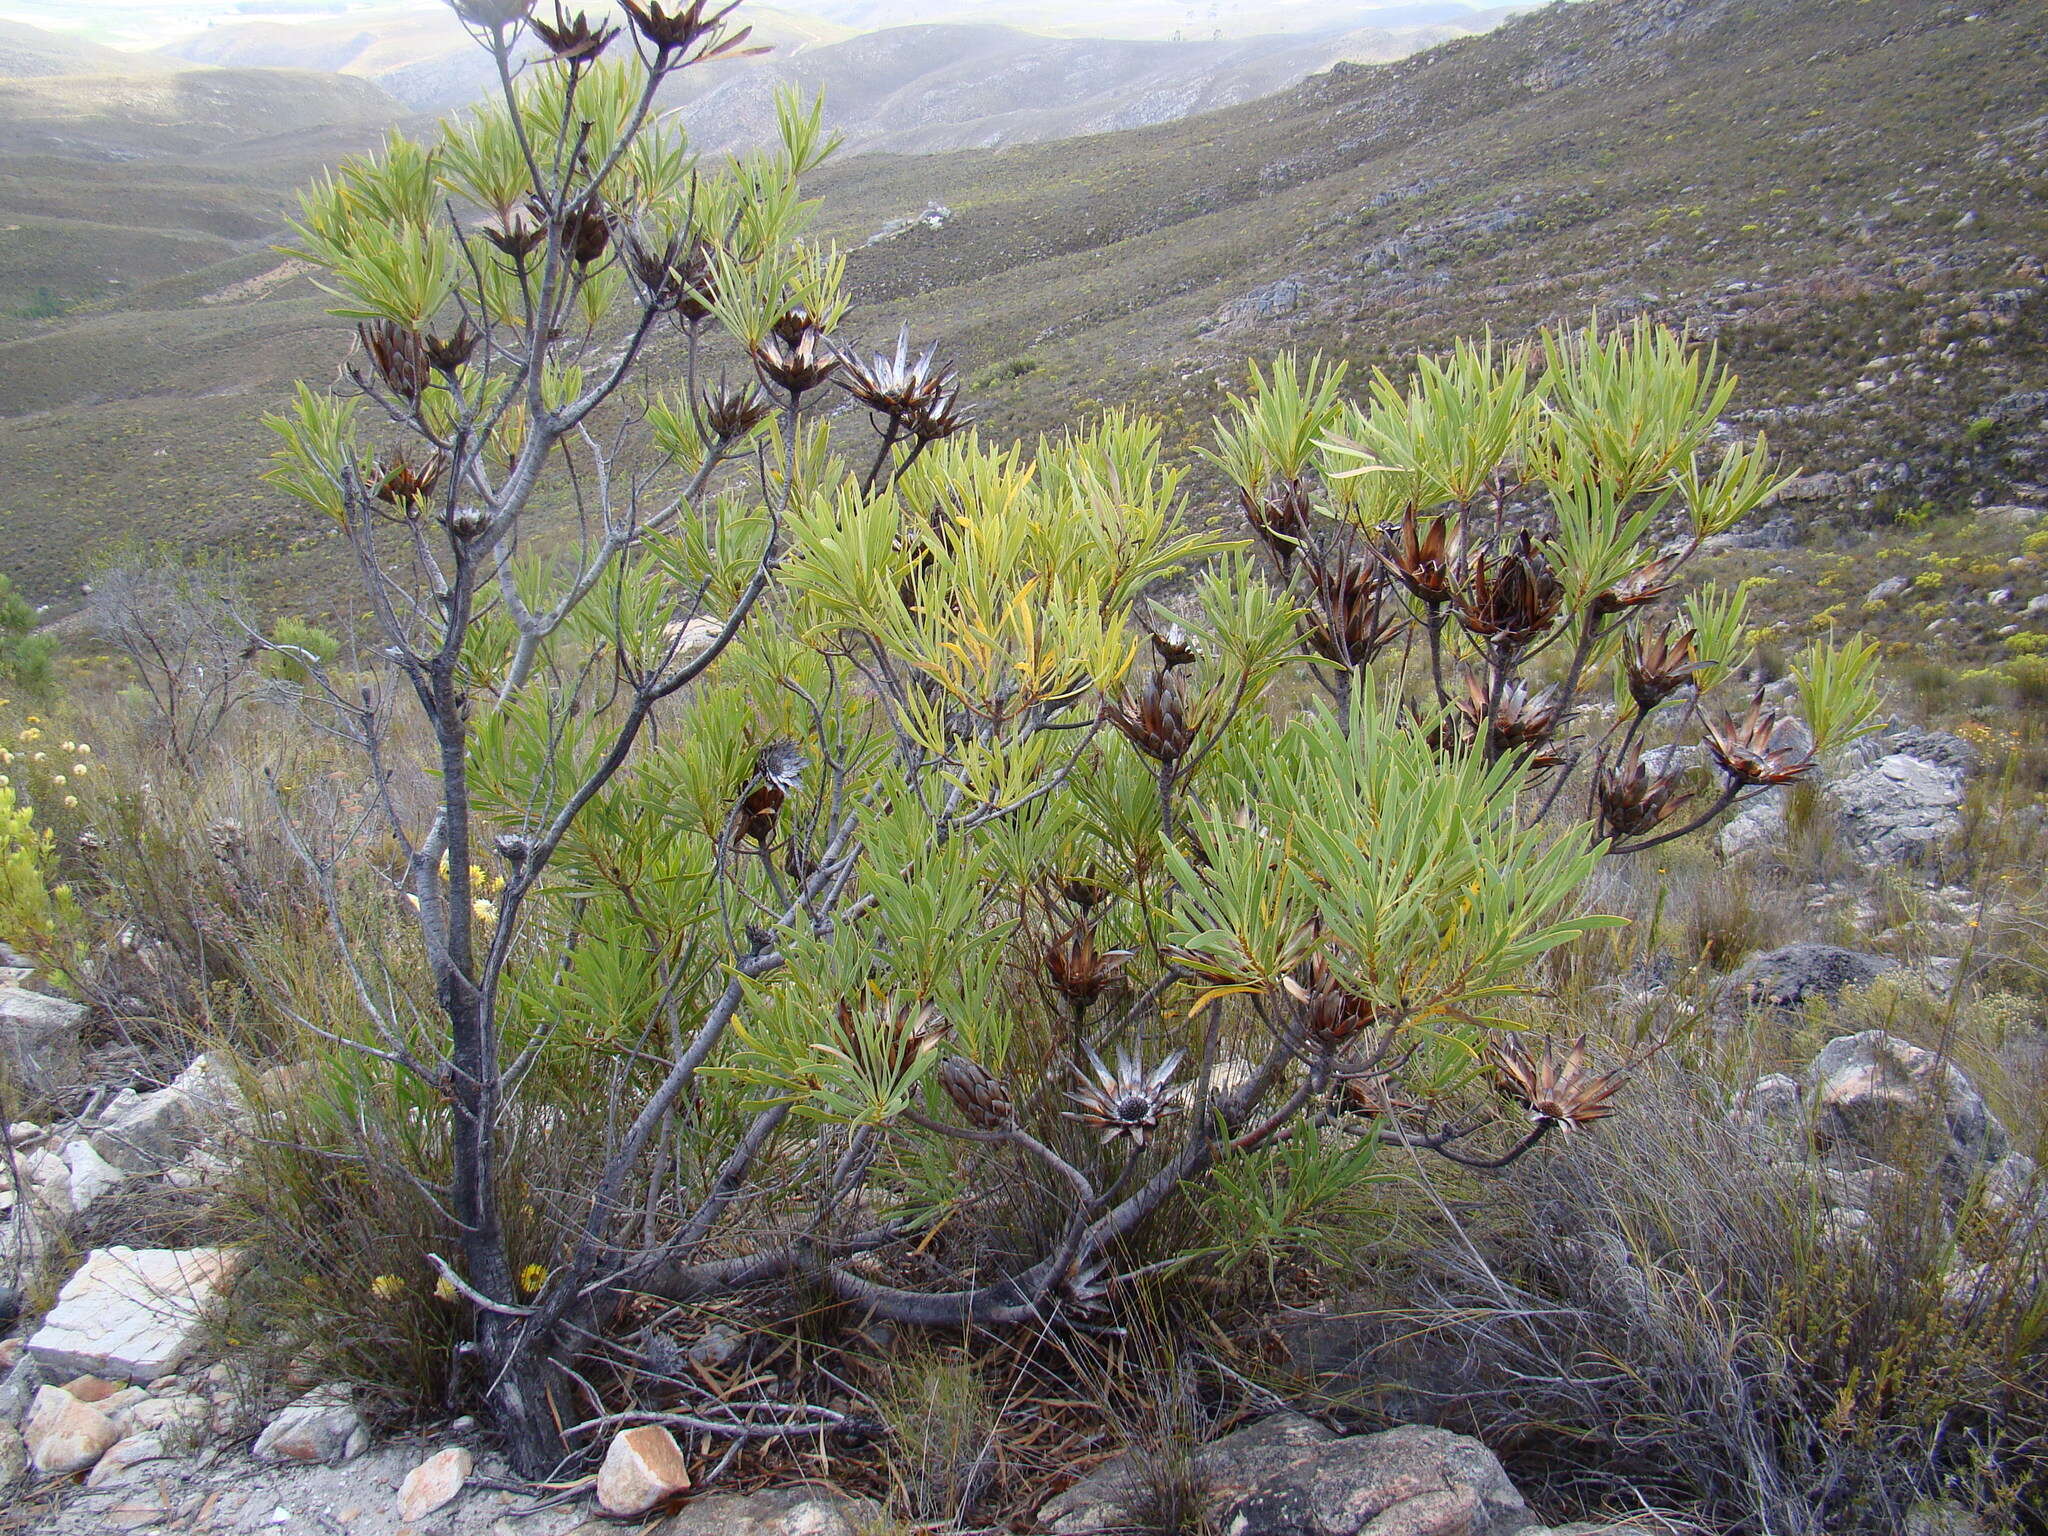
(0, 985), (87, 1100)
(1038, 1412), (1538, 1536)
(1810, 1030), (2008, 1195)
(1728, 945), (1896, 1015)
(649, 1483), (884, 1536)
(1827, 753), (1965, 865)
(252, 1384), (370, 1465)
(89, 1053), (246, 1174)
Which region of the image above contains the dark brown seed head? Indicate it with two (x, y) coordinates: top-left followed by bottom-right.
(356, 320), (430, 402)
(1302, 540), (1405, 670)
(1452, 533), (1562, 653)
(1150, 625), (1199, 670)
(1044, 920), (1133, 1010)
(1490, 1033), (1624, 1130)
(482, 215), (545, 263)
(1703, 691), (1816, 786)
(937, 1054), (1014, 1130)
(1379, 506), (1462, 608)
(1242, 478), (1312, 568)
(903, 381), (968, 444)
(562, 193), (612, 266)
(531, 3), (617, 62)
(1101, 667), (1195, 764)
(1281, 957), (1377, 1043)
(423, 321), (478, 373)
(1594, 745), (1691, 838)
(672, 240), (717, 324)
(623, 232), (684, 311)
(1625, 623), (1702, 714)
(1057, 870), (1109, 912)
(752, 308), (838, 396)
(736, 741), (805, 843)
(620, 0), (767, 66)
(702, 377), (772, 441)
(1454, 672), (1564, 757)
(372, 450), (445, 510)
(1593, 554), (1676, 615)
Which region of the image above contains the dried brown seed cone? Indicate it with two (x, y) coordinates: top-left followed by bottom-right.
(938, 1055), (1013, 1130)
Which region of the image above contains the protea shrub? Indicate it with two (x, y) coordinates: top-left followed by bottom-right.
(225, 0), (1891, 1487)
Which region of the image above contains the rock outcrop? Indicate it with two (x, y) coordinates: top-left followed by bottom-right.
(1726, 944), (1897, 1016)
(1827, 754), (1967, 866)
(27, 1246), (242, 1384)
(1039, 1413), (1540, 1536)
(651, 1484), (884, 1536)
(397, 1444), (473, 1521)
(0, 983), (86, 1099)
(88, 1053), (246, 1175)
(1719, 741), (1969, 866)
(251, 1384), (370, 1466)
(1811, 1029), (2009, 1195)
(23, 1382), (120, 1476)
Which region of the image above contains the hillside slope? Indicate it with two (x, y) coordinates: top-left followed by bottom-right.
(161, 2), (853, 115)
(817, 0), (2047, 514)
(0, 69), (401, 315)
(0, 0), (2041, 622)
(791, 0), (1509, 36)
(0, 17), (180, 78)
(161, 2), (1489, 150)
(669, 18), (1478, 155)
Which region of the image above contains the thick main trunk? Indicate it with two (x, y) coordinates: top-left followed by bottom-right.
(476, 1311), (564, 1477)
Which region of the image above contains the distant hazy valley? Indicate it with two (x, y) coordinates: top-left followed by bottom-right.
(0, 0), (2041, 628)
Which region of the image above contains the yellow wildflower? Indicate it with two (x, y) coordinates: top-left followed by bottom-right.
(518, 1263), (547, 1295)
(370, 1274), (405, 1301)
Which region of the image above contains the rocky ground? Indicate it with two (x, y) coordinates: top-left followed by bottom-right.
(1, 716), (2040, 1534)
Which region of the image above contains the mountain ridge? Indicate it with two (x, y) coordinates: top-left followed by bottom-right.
(668, 17), (1488, 156)
(0, 17), (181, 79)
(0, 0), (2040, 625)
